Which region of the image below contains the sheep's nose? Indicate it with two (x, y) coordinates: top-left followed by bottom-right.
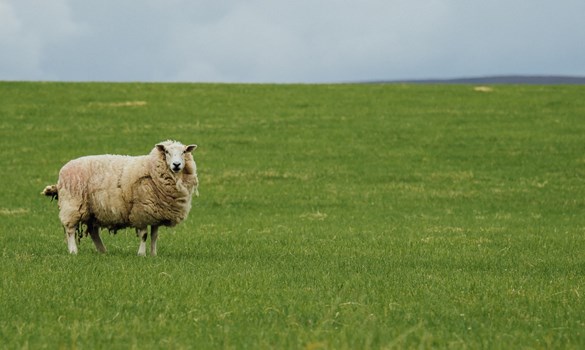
(173, 162), (181, 168)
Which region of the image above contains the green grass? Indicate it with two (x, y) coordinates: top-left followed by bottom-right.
(1, 82), (585, 349)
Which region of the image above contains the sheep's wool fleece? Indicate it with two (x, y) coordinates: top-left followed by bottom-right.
(57, 144), (198, 230)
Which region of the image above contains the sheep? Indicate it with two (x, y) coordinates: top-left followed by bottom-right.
(42, 140), (199, 256)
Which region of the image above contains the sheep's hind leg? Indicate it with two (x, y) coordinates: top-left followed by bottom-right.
(88, 222), (106, 253)
(64, 225), (78, 254)
(150, 225), (159, 257)
(137, 228), (148, 256)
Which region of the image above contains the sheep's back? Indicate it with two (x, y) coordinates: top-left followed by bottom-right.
(58, 155), (146, 227)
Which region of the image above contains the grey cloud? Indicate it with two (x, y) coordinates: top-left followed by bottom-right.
(1, 0), (583, 82)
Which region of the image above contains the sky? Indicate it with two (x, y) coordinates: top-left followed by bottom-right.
(1, 0), (584, 83)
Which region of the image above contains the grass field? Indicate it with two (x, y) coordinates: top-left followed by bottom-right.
(0, 82), (584, 349)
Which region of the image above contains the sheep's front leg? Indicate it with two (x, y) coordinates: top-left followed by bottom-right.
(88, 223), (106, 253)
(64, 225), (78, 254)
(150, 225), (159, 257)
(137, 228), (148, 256)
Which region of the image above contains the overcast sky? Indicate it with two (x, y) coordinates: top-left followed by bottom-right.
(1, 0), (584, 83)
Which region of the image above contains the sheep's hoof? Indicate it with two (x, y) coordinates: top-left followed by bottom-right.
(67, 233), (78, 254)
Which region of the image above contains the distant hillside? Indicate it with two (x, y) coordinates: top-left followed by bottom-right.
(380, 75), (585, 85)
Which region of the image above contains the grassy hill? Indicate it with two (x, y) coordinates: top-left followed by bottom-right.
(1, 82), (584, 348)
(381, 75), (585, 84)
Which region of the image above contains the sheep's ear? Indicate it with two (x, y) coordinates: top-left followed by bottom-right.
(185, 144), (197, 153)
(156, 144), (166, 153)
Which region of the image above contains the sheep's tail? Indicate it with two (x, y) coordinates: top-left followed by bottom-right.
(41, 185), (58, 201)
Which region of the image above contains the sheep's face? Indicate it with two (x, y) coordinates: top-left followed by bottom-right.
(157, 142), (197, 173)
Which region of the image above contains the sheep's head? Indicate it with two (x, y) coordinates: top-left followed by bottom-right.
(156, 141), (197, 174)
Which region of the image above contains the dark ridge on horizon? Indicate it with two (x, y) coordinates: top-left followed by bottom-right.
(373, 75), (585, 85)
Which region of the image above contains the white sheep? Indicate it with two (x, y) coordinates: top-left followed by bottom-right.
(42, 140), (199, 256)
